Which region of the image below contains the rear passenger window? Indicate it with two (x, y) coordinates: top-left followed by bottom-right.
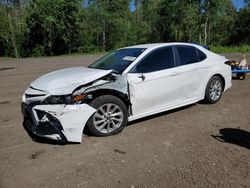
(197, 49), (207, 61)
(132, 47), (175, 73)
(176, 46), (200, 65)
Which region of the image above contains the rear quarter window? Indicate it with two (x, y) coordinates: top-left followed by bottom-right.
(197, 49), (207, 61)
(176, 46), (200, 66)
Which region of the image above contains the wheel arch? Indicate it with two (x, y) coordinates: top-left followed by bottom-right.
(212, 73), (225, 91)
(84, 90), (129, 136)
(203, 73), (225, 104)
(87, 89), (131, 111)
(202, 73), (226, 100)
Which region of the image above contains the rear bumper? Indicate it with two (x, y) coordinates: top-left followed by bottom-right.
(21, 102), (96, 143)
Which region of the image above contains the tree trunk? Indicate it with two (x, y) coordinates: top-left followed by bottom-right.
(8, 13), (18, 58)
(102, 31), (105, 52)
(102, 21), (106, 52)
(177, 24), (180, 41)
(125, 21), (129, 46)
(96, 33), (98, 47)
(135, 0), (140, 23)
(189, 28), (192, 42)
(204, 0), (210, 45)
(204, 17), (208, 45)
(208, 21), (211, 44)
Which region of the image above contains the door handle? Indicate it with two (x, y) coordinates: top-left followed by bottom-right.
(170, 72), (180, 76)
(138, 74), (145, 81)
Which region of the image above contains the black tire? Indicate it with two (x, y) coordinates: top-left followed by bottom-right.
(86, 95), (128, 137)
(204, 76), (223, 104)
(237, 73), (246, 80)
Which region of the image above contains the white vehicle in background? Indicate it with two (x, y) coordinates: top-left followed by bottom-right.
(21, 43), (232, 143)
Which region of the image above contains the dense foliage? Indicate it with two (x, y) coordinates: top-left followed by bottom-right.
(0, 0), (249, 57)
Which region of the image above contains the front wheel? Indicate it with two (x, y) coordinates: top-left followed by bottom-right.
(204, 76), (223, 104)
(86, 95), (128, 136)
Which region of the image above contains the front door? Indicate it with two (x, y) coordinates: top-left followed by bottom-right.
(127, 46), (184, 117)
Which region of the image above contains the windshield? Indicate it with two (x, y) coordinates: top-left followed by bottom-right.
(89, 48), (146, 73)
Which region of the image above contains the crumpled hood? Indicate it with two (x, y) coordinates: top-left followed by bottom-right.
(30, 67), (112, 95)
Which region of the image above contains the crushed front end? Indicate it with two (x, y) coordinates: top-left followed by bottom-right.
(21, 68), (130, 144)
(21, 87), (96, 143)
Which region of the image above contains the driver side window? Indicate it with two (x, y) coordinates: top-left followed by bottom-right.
(131, 47), (175, 73)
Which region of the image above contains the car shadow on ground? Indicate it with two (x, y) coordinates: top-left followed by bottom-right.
(212, 128), (250, 149)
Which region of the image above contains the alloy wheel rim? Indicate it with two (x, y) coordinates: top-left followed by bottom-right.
(93, 103), (123, 133)
(209, 80), (222, 101)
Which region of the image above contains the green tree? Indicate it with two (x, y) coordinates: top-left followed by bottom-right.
(0, 0), (249, 57)
(23, 0), (80, 56)
(196, 0), (236, 45)
(0, 4), (11, 56)
(230, 5), (250, 44)
(0, 0), (24, 57)
(83, 0), (131, 51)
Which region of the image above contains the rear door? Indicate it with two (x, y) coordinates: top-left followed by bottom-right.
(173, 45), (210, 99)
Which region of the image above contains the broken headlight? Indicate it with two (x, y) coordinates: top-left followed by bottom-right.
(42, 93), (92, 104)
(42, 95), (73, 104)
(72, 88), (93, 102)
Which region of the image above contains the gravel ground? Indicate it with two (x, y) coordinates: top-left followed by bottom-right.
(0, 53), (249, 188)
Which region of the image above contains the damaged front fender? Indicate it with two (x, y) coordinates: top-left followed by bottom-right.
(84, 74), (128, 95)
(73, 74), (128, 96)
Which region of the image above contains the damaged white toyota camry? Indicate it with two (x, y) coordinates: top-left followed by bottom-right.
(22, 43), (232, 143)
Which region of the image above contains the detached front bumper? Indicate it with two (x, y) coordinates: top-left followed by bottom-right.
(21, 102), (96, 143)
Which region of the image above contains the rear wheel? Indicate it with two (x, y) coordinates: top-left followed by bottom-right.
(204, 76), (223, 104)
(86, 95), (128, 136)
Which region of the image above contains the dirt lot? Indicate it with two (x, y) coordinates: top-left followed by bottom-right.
(0, 53), (250, 188)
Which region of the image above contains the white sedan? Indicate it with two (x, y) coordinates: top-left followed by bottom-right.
(22, 43), (232, 143)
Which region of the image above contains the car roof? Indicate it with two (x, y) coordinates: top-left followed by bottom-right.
(122, 42), (206, 50)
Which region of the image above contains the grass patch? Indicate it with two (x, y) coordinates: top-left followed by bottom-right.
(210, 45), (250, 53)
